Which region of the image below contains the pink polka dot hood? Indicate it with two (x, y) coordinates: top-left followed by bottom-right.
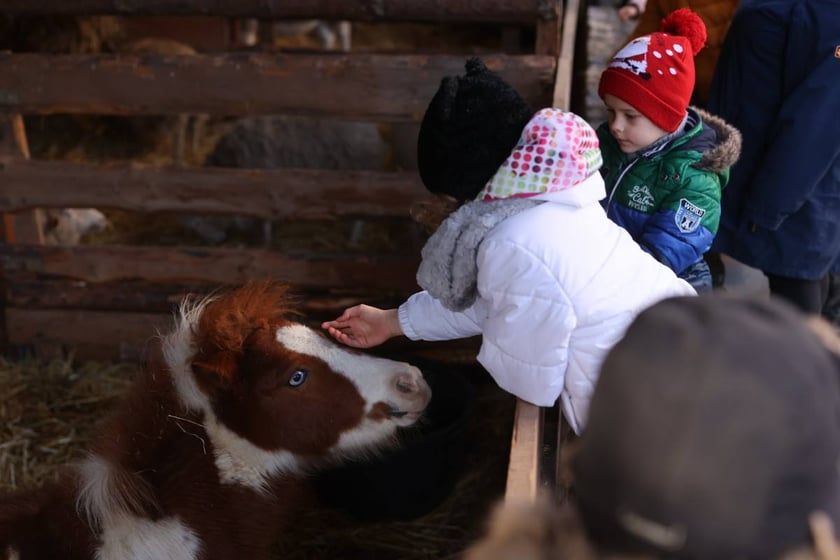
(478, 108), (605, 202)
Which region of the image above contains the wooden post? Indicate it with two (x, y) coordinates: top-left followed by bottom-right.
(552, 0), (583, 110)
(0, 113), (44, 244)
(504, 401), (544, 502)
(569, 0), (590, 115)
(535, 0), (562, 57)
(1, 111), (43, 357)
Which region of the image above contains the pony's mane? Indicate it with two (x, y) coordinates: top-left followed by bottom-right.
(161, 281), (300, 410)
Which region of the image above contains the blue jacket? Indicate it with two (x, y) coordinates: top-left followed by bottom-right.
(708, 0), (840, 278)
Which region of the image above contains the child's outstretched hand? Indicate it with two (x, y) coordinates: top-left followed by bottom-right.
(321, 305), (402, 348)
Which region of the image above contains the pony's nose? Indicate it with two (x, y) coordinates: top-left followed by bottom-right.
(395, 372), (419, 394)
(393, 367), (431, 403)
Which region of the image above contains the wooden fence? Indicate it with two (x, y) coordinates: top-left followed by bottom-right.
(0, 0), (587, 502)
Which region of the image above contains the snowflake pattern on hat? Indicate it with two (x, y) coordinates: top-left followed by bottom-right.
(478, 108), (602, 201)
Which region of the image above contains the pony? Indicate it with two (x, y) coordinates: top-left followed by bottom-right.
(0, 281), (431, 560)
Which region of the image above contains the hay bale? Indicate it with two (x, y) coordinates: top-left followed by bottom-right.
(0, 357), (134, 492)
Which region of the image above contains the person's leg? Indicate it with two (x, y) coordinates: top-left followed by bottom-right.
(704, 252), (726, 289)
(765, 273), (828, 314)
(821, 272), (840, 326)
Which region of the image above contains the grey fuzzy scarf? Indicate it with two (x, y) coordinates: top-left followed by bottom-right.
(417, 198), (543, 311)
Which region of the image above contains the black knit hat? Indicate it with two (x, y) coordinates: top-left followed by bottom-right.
(417, 58), (534, 202)
(574, 294), (840, 560)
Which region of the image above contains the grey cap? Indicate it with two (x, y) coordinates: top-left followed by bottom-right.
(574, 294), (840, 559)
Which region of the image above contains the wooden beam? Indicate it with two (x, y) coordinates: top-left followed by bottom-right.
(0, 114), (44, 244)
(0, 114), (17, 243)
(552, 0), (582, 110)
(0, 158), (427, 219)
(6, 307), (168, 362)
(4, 277), (407, 316)
(504, 400), (544, 503)
(5, 307), (481, 363)
(0, 54), (556, 120)
(0, 244), (421, 293)
(534, 1), (562, 56)
(568, 0), (591, 116)
(6, 307), (167, 346)
(1, 0), (559, 23)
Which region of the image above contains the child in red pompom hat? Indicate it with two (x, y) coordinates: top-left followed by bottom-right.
(597, 8), (741, 292)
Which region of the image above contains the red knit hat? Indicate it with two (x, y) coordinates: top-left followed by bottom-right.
(598, 8), (707, 132)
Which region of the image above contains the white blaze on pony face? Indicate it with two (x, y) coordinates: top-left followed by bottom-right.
(275, 325), (431, 451)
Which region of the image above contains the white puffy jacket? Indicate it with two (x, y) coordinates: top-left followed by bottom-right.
(398, 173), (695, 433)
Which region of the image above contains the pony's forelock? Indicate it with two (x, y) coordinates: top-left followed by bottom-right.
(195, 282), (296, 358)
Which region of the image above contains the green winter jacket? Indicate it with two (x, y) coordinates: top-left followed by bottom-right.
(597, 107), (741, 275)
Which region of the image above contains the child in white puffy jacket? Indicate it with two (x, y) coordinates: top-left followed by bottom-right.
(322, 58), (694, 434)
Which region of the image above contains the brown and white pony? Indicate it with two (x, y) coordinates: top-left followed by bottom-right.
(0, 281), (431, 560)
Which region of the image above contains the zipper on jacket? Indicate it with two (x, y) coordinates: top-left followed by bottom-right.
(606, 159), (638, 211)
(606, 141), (671, 211)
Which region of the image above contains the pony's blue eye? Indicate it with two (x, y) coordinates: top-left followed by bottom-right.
(289, 369), (308, 387)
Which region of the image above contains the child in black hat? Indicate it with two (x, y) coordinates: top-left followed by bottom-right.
(322, 58), (694, 434)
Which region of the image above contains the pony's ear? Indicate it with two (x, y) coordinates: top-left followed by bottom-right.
(191, 352), (238, 393)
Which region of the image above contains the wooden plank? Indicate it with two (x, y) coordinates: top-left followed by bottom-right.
(504, 400), (543, 503)
(0, 114), (28, 158)
(4, 277), (407, 316)
(0, 54), (556, 119)
(5, 307), (482, 363)
(0, 244), (421, 293)
(1, 0), (559, 23)
(552, 0), (582, 110)
(6, 308), (167, 362)
(568, 0), (591, 116)
(0, 114), (44, 244)
(0, 157), (427, 218)
(123, 16), (232, 52)
(0, 216), (40, 245)
(7, 278), (201, 314)
(534, 1), (562, 56)
(1, 215), (14, 244)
